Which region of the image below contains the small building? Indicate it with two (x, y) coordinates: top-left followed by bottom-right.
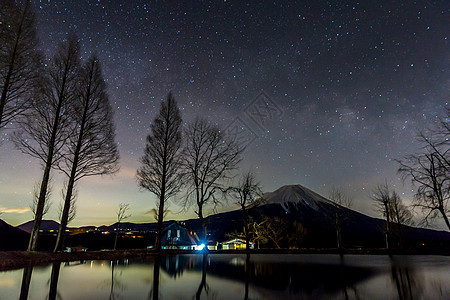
(161, 222), (199, 250)
(221, 238), (254, 250)
(64, 246), (88, 252)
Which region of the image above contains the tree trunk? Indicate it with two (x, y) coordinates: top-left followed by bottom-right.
(53, 178), (74, 252)
(113, 223), (120, 250)
(155, 192), (165, 251)
(198, 204), (207, 243)
(28, 162), (52, 251)
(243, 208), (250, 252)
(28, 51), (69, 251)
(54, 74), (90, 252)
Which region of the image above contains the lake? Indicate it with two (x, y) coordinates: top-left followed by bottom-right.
(1, 254), (449, 299)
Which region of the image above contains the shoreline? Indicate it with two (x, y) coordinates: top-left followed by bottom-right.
(1, 248), (448, 271)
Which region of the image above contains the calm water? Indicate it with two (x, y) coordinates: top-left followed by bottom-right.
(0, 254), (449, 299)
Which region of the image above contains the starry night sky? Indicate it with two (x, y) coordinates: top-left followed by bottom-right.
(0, 0), (448, 228)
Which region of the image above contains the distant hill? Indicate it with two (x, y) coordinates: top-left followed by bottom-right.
(7, 184), (450, 251)
(97, 184), (450, 249)
(248, 185), (450, 248)
(17, 220), (61, 233)
(0, 219), (29, 250)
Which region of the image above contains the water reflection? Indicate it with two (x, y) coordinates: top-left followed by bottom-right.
(4, 254), (449, 299)
(244, 253), (250, 300)
(390, 256), (423, 300)
(19, 267), (32, 300)
(48, 262), (61, 300)
(109, 261), (127, 300)
(151, 255), (160, 300)
(195, 253), (209, 300)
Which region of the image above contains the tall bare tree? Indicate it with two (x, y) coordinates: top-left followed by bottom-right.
(398, 114), (450, 230)
(137, 93), (183, 251)
(371, 182), (392, 249)
(114, 203), (130, 250)
(0, 0), (41, 129)
(227, 170), (263, 251)
(53, 55), (120, 252)
(328, 186), (353, 250)
(14, 36), (80, 251)
(183, 117), (243, 242)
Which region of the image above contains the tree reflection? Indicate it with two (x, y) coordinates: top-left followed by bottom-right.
(48, 262), (61, 300)
(109, 261), (126, 300)
(196, 252), (209, 300)
(244, 253), (251, 300)
(19, 267), (33, 300)
(338, 255), (361, 300)
(150, 255), (161, 300)
(390, 257), (423, 300)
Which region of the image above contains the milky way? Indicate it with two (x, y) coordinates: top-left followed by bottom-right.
(0, 1), (448, 227)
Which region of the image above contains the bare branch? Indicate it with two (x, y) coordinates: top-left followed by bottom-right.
(0, 0), (42, 130)
(182, 117), (243, 241)
(30, 181), (52, 217)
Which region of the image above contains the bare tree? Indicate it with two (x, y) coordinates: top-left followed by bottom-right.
(371, 182), (392, 249)
(183, 117), (243, 242)
(328, 186), (353, 251)
(137, 92), (183, 251)
(114, 203), (131, 250)
(0, 0), (41, 129)
(258, 217), (287, 249)
(252, 221), (268, 249)
(389, 191), (413, 227)
(398, 114), (450, 230)
(227, 170), (263, 251)
(14, 36), (80, 251)
(53, 55), (120, 252)
(417, 109), (450, 173)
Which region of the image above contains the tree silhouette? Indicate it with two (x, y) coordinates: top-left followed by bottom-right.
(137, 93), (183, 251)
(54, 55), (119, 252)
(227, 170), (263, 251)
(328, 186), (353, 251)
(371, 182), (393, 249)
(183, 117), (243, 242)
(398, 113), (449, 230)
(14, 35), (80, 251)
(114, 203), (131, 250)
(0, 0), (41, 130)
